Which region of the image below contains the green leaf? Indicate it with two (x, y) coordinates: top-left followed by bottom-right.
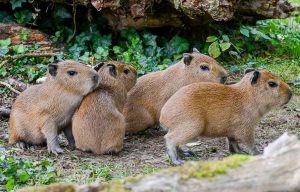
(0, 38), (11, 48)
(79, 52), (90, 63)
(113, 46), (121, 54)
(240, 28), (250, 37)
(206, 36), (218, 43)
(19, 29), (28, 41)
(19, 171), (29, 183)
(208, 41), (221, 58)
(14, 10), (33, 24)
(219, 42), (231, 52)
(0, 48), (9, 55)
(169, 35), (190, 54)
(94, 47), (109, 60)
(13, 44), (27, 54)
(5, 177), (14, 191)
(54, 5), (72, 19)
(10, 0), (26, 10)
(222, 35), (230, 42)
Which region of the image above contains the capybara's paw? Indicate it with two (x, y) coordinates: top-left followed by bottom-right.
(180, 149), (195, 157)
(48, 145), (64, 155)
(172, 159), (185, 166)
(14, 142), (29, 149)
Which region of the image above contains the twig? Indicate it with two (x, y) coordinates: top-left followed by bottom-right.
(0, 52), (56, 60)
(0, 60), (8, 68)
(7, 77), (28, 91)
(0, 81), (21, 94)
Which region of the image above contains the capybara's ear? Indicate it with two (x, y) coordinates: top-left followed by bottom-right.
(244, 68), (256, 75)
(94, 62), (105, 72)
(48, 64), (58, 77)
(183, 53), (193, 65)
(192, 48), (200, 53)
(251, 71), (260, 85)
(107, 64), (117, 77)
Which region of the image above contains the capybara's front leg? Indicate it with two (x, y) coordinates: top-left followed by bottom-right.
(42, 124), (64, 154)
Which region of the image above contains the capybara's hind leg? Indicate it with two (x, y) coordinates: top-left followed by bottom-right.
(164, 136), (184, 166)
(228, 137), (242, 153)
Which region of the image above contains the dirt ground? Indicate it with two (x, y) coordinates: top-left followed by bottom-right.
(0, 90), (299, 185)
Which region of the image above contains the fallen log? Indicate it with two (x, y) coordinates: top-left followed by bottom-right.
(20, 133), (300, 192)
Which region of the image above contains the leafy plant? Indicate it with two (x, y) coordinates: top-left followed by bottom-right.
(0, 151), (58, 191)
(206, 34), (235, 58)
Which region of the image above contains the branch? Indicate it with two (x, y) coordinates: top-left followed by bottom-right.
(0, 60), (9, 68)
(0, 81), (21, 94)
(0, 52), (56, 60)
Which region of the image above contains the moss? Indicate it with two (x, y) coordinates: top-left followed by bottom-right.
(100, 180), (131, 192)
(177, 154), (251, 179)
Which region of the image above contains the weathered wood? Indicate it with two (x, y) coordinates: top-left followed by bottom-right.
(20, 133), (300, 192)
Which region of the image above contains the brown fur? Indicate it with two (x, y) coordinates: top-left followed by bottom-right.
(9, 60), (100, 154)
(124, 49), (228, 133)
(160, 70), (292, 165)
(72, 61), (137, 154)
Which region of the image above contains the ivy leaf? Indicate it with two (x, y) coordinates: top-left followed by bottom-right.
(206, 36), (218, 43)
(5, 177), (15, 191)
(10, 0), (26, 10)
(13, 44), (27, 54)
(208, 41), (221, 58)
(94, 47), (109, 60)
(0, 48), (9, 55)
(19, 171), (29, 183)
(219, 42), (231, 52)
(14, 10), (33, 24)
(54, 5), (72, 19)
(240, 27), (250, 37)
(19, 29), (28, 41)
(79, 52), (90, 63)
(169, 35), (189, 55)
(142, 32), (157, 47)
(0, 38), (11, 48)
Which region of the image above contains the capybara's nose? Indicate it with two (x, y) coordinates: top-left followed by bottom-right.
(220, 75), (228, 84)
(92, 75), (99, 84)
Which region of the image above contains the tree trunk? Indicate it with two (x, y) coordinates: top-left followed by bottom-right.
(20, 133), (300, 192)
(0, 0), (294, 29)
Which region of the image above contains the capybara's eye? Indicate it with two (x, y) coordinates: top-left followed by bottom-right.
(124, 69), (129, 75)
(67, 70), (78, 76)
(268, 81), (278, 88)
(200, 65), (209, 71)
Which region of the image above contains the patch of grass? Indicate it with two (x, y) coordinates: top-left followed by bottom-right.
(289, 0), (300, 3)
(142, 165), (159, 175)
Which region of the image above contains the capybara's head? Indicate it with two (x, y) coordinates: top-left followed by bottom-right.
(48, 60), (100, 95)
(243, 68), (292, 107)
(94, 61), (137, 92)
(181, 48), (228, 84)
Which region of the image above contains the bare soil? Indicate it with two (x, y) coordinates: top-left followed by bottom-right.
(0, 90), (299, 184)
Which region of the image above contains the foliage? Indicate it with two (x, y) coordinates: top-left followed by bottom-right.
(0, 151), (57, 191)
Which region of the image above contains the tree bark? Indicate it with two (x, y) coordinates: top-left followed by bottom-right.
(20, 133), (300, 192)
(0, 0), (294, 29)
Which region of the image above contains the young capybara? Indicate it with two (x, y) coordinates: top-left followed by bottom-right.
(160, 69), (292, 165)
(72, 61), (137, 154)
(9, 60), (100, 154)
(124, 48), (228, 133)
